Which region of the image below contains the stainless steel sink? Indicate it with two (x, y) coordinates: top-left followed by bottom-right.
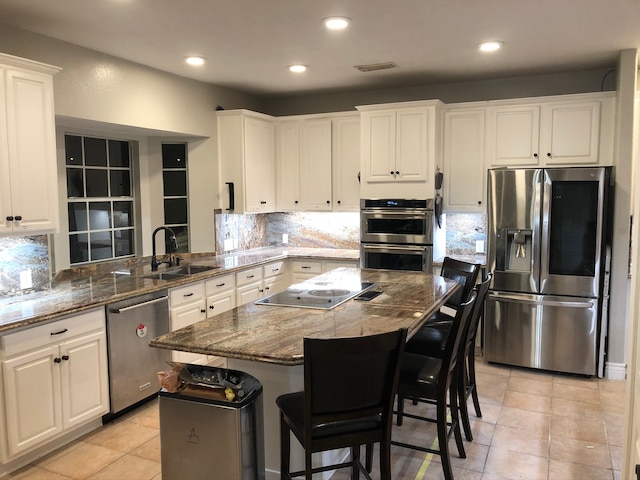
(144, 264), (218, 280)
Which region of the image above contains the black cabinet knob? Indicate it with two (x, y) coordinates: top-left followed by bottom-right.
(337, 200), (341, 204)
(200, 309), (206, 314)
(547, 152), (552, 157)
(533, 153), (538, 158)
(6, 216), (13, 221)
(14, 216), (21, 221)
(477, 201), (482, 205)
(326, 200), (330, 204)
(390, 171), (394, 175)
(54, 357), (62, 364)
(209, 305), (215, 310)
(294, 200), (298, 204)
(62, 355), (69, 361)
(395, 171), (400, 175)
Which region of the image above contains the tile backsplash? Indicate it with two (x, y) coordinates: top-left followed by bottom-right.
(215, 212), (360, 252)
(0, 235), (51, 296)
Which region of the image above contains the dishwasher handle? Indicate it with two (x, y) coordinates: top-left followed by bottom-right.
(109, 295), (169, 314)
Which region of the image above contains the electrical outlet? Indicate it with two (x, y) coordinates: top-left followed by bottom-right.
(223, 238), (234, 251)
(20, 270), (32, 289)
(475, 240), (485, 253)
(282, 233), (288, 244)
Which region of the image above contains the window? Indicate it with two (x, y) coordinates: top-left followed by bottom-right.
(162, 143), (189, 252)
(65, 135), (135, 264)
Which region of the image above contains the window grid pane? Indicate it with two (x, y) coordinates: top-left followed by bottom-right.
(65, 134), (135, 265)
(162, 143), (189, 253)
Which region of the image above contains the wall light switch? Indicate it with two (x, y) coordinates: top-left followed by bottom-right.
(282, 234), (288, 244)
(475, 240), (485, 253)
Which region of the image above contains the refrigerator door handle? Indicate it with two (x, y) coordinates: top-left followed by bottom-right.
(489, 293), (595, 309)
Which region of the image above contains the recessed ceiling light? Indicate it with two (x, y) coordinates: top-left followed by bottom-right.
(479, 41), (503, 52)
(185, 56), (206, 66)
(323, 17), (350, 30)
(288, 64), (308, 73)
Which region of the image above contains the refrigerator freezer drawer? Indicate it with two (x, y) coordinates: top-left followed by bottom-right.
(485, 292), (598, 375)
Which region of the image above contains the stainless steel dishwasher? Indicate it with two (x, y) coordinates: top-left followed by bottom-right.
(105, 290), (171, 417)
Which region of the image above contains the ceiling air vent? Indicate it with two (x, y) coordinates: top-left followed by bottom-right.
(354, 62), (398, 73)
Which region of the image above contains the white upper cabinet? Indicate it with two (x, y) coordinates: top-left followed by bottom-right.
(331, 115), (361, 211)
(0, 54), (61, 235)
(358, 100), (442, 199)
(276, 113), (361, 212)
(442, 108), (486, 212)
(218, 110), (276, 214)
(300, 118), (332, 211)
(487, 93), (615, 167)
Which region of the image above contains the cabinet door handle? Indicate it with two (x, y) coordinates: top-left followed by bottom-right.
(51, 328), (69, 336)
(225, 182), (235, 211)
(200, 309), (206, 314)
(390, 171), (394, 175)
(14, 216), (21, 221)
(54, 357), (62, 364)
(62, 355), (69, 361)
(337, 200), (341, 204)
(6, 216), (13, 221)
(209, 305), (215, 310)
(183, 292), (194, 297)
(477, 201), (482, 205)
(326, 200), (330, 204)
(547, 152), (552, 158)
(395, 171), (399, 175)
(533, 153), (538, 158)
(294, 200), (299, 204)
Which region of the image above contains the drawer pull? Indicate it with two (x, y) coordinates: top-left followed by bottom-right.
(183, 293), (194, 297)
(216, 283), (226, 287)
(301, 266), (311, 269)
(51, 328), (68, 336)
(247, 275), (255, 279)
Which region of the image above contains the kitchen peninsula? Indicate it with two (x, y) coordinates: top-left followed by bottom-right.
(150, 267), (460, 474)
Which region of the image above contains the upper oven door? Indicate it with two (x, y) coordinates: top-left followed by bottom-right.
(360, 209), (433, 244)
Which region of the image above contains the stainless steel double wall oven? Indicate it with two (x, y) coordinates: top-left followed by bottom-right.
(360, 199), (434, 272)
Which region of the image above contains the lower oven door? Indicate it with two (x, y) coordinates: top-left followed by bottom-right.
(361, 243), (433, 272)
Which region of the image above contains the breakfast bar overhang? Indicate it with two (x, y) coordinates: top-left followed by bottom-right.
(150, 268), (461, 475)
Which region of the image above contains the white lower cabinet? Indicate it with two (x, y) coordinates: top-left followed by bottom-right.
(169, 282), (209, 365)
(236, 261), (288, 305)
(291, 259), (358, 283)
(0, 308), (108, 459)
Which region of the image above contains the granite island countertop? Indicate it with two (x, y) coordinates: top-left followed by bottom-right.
(150, 268), (460, 366)
(0, 247), (359, 334)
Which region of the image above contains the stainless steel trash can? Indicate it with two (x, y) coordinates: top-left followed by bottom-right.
(159, 363), (265, 480)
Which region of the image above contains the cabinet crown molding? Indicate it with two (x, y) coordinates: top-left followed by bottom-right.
(356, 99), (444, 112)
(0, 52), (61, 75)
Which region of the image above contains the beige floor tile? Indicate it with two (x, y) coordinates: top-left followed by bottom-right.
(548, 458), (614, 480)
(598, 379), (626, 393)
(477, 385), (506, 407)
(38, 442), (123, 479)
(484, 448), (549, 480)
(503, 390), (552, 414)
(84, 420), (159, 453)
(552, 374), (599, 389)
(609, 445), (623, 472)
(476, 372), (510, 392)
(551, 396), (602, 418)
(507, 377), (553, 396)
(449, 441), (490, 473)
(549, 435), (611, 469)
(491, 424), (549, 458)
(5, 466), (72, 480)
(550, 412), (607, 443)
(497, 406), (551, 436)
(510, 367), (554, 382)
(600, 389), (626, 409)
(467, 418), (496, 446)
(604, 409), (626, 447)
(131, 435), (161, 462)
(475, 403), (501, 425)
(552, 382), (601, 405)
(474, 360), (511, 377)
(86, 454), (160, 480)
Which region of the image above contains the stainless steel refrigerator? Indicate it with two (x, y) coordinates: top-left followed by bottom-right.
(485, 167), (612, 376)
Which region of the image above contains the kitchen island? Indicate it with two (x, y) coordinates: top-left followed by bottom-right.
(150, 267), (460, 476)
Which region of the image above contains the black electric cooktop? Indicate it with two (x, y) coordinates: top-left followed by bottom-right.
(255, 280), (376, 310)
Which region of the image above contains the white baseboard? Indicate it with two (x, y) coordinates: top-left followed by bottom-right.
(605, 362), (627, 381)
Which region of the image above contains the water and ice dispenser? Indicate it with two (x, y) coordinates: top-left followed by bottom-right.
(496, 229), (533, 273)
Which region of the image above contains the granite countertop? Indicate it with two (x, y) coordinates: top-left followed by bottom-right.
(150, 268), (460, 366)
(0, 247), (359, 334)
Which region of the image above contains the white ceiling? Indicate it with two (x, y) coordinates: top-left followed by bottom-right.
(1, 0), (639, 96)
